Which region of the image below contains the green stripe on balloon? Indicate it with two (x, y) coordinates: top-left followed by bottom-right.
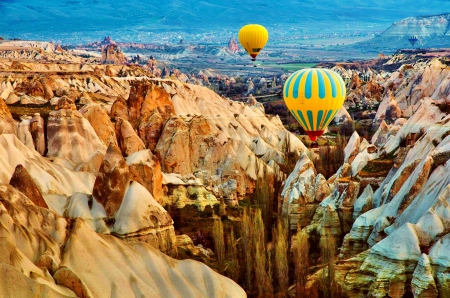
(316, 110), (324, 131)
(284, 75), (292, 99)
(290, 110), (302, 126)
(324, 109), (339, 128)
(317, 70), (326, 99)
(324, 71), (337, 98)
(296, 110), (309, 130)
(304, 71), (313, 99)
(307, 110), (314, 131)
(322, 110), (334, 129)
(293, 70), (307, 99)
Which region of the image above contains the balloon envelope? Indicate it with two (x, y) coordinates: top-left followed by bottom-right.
(238, 24), (268, 61)
(283, 68), (346, 142)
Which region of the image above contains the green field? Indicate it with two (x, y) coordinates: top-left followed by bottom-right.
(258, 62), (317, 72)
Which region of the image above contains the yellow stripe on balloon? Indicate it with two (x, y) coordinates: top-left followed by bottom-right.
(320, 69), (332, 102)
(298, 69), (309, 104)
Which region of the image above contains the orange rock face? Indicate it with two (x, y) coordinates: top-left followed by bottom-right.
(101, 44), (127, 64)
(111, 97), (130, 121)
(9, 164), (48, 209)
(80, 104), (118, 148)
(0, 95), (16, 135)
(127, 81), (175, 128)
(93, 143), (131, 217)
(127, 150), (164, 204)
(115, 117), (145, 157)
(138, 110), (164, 150)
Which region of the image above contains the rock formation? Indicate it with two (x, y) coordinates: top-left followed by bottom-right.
(47, 97), (107, 166)
(280, 57), (450, 297)
(228, 36), (239, 53)
(30, 113), (46, 155)
(126, 149), (164, 204)
(9, 164), (48, 208)
(93, 143), (131, 217)
(115, 117), (146, 156)
(0, 95), (16, 135)
(79, 104), (118, 148)
(0, 183), (245, 297)
(17, 115), (34, 150)
(101, 44), (127, 64)
(16, 42), (450, 297)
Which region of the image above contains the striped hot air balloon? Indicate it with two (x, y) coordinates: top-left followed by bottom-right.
(238, 24), (268, 61)
(283, 68), (346, 142)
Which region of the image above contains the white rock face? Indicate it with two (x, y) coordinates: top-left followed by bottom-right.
(47, 109), (107, 166)
(61, 219), (246, 298)
(112, 181), (172, 235)
(339, 58), (450, 296)
(383, 98), (445, 154)
(353, 185), (374, 220)
(65, 192), (110, 234)
(333, 106), (352, 123)
(17, 115), (34, 150)
(350, 146), (378, 176)
(344, 131), (361, 163)
(412, 254), (438, 297)
(0, 134), (94, 196)
(0, 185), (245, 298)
(371, 223), (421, 261)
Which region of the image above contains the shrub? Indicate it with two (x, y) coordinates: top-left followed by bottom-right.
(273, 220), (289, 294)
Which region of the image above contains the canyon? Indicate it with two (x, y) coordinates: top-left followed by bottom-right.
(2, 38), (450, 298)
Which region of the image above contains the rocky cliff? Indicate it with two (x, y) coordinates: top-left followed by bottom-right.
(283, 56), (450, 297)
(9, 39), (450, 298)
(0, 43), (309, 297)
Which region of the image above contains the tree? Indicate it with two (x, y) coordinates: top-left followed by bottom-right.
(274, 219), (289, 294)
(320, 227), (336, 298)
(241, 208), (252, 291)
(253, 208), (274, 294)
(225, 229), (240, 282)
(213, 217), (226, 273)
(294, 226), (310, 297)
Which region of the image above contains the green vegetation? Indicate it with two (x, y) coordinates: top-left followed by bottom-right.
(253, 208), (274, 294)
(259, 62), (317, 71)
(254, 162), (274, 236)
(359, 159), (394, 176)
(241, 208), (253, 292)
(274, 220), (289, 294)
(359, 150), (397, 176)
(294, 226), (310, 297)
(213, 217), (226, 273)
(240, 208), (292, 296)
(225, 229), (240, 282)
(320, 227), (336, 298)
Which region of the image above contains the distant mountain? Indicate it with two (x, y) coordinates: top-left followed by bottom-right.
(353, 13), (450, 53)
(1, 0), (450, 44)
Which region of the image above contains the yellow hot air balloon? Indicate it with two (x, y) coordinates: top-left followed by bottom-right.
(238, 24), (268, 61)
(283, 68), (346, 142)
